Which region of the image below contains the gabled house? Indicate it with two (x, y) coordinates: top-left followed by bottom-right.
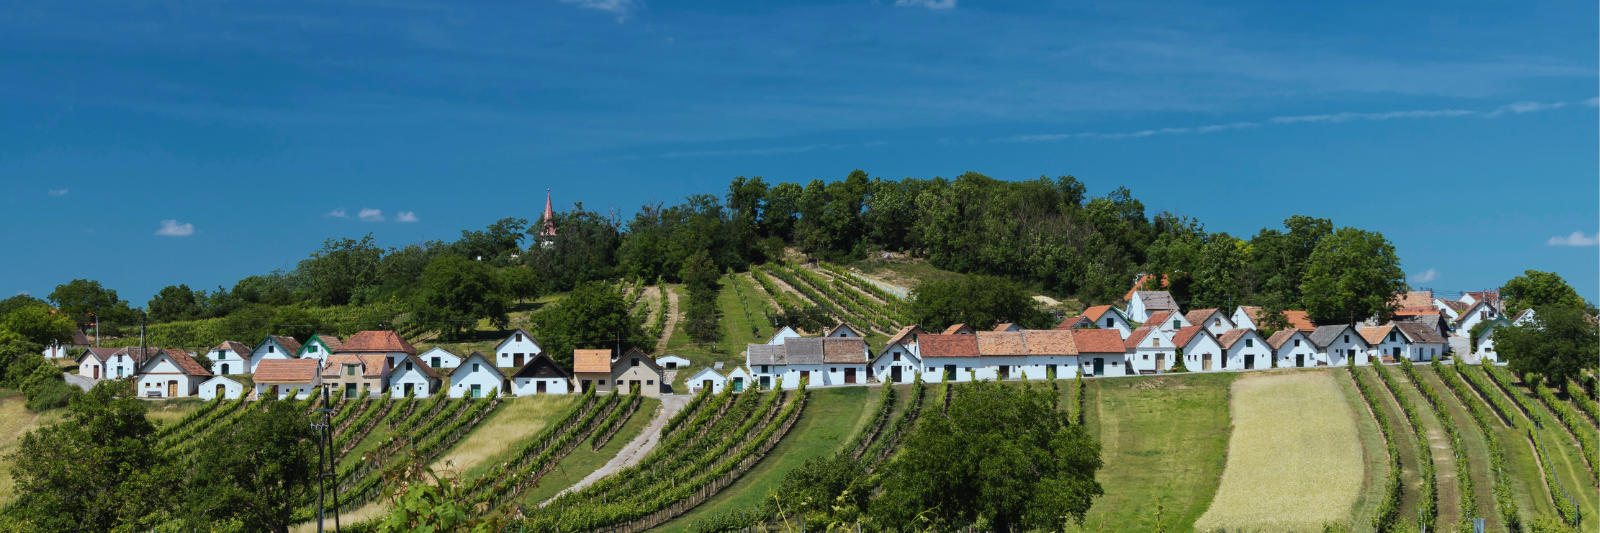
(656, 355), (691, 370)
(766, 326), (802, 346)
(336, 330), (417, 374)
(493, 328), (543, 369)
(1124, 274), (1170, 301)
(198, 376), (245, 400)
(136, 349), (213, 398)
(1144, 310), (1190, 333)
(247, 335), (303, 374)
(1459, 291), (1499, 307)
(1394, 323), (1447, 362)
(820, 338), (870, 385)
(1022, 329), (1081, 379)
(1186, 309), (1233, 336)
(609, 347), (663, 396)
(1054, 316), (1091, 330)
(43, 329), (89, 359)
(1081, 305), (1134, 339)
(942, 323), (976, 335)
(206, 341), (254, 375)
(1361, 325), (1406, 364)
(1308, 325), (1370, 367)
(1474, 316), (1512, 363)
(76, 347), (120, 380)
(1172, 326), (1224, 372)
(1267, 329), (1318, 368)
(1511, 308), (1536, 326)
(825, 322), (866, 339)
(448, 352), (504, 398)
(870, 326), (924, 385)
(322, 353), (388, 399)
(1453, 299), (1502, 335)
(1123, 327), (1177, 374)
(511, 352), (571, 395)
(746, 345), (786, 390)
(418, 347), (462, 370)
(389, 355), (442, 398)
(1433, 298), (1468, 321)
(107, 346), (161, 380)
(976, 331), (1029, 380)
(1232, 306), (1264, 330)
(255, 359), (322, 400)
(1217, 329), (1271, 370)
(919, 334), (981, 382)
(687, 367), (727, 394)
(1231, 306), (1315, 332)
(1126, 291), (1179, 323)
(725, 366), (753, 392)
(574, 349), (614, 394)
(1073, 329), (1128, 377)
(992, 323), (1020, 332)
(297, 334), (343, 364)
(1394, 312), (1451, 340)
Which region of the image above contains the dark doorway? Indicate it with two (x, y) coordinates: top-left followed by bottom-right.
(844, 368), (856, 384)
(1093, 358), (1104, 376)
(537, 381), (547, 394)
(800, 371), (810, 385)
(890, 366), (902, 383)
(1245, 354), (1255, 370)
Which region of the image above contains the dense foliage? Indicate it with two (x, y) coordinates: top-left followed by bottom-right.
(186, 400), (319, 533)
(1496, 305), (1599, 387)
(530, 281), (646, 369)
(908, 275), (1051, 332)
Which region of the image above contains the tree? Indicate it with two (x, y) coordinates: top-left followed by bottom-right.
(909, 274), (1050, 332)
(7, 381), (177, 531)
(374, 452), (507, 533)
(48, 279), (131, 330)
(501, 267), (542, 303)
(1501, 270), (1591, 315)
(0, 294), (47, 319)
(1299, 228), (1407, 324)
(0, 305), (74, 347)
(186, 398), (318, 533)
(531, 281), (644, 369)
(296, 234), (384, 307)
(412, 255), (511, 340)
(147, 284), (200, 323)
(680, 251), (724, 346)
(872, 380), (1103, 531)
(1248, 215), (1334, 310)
(1496, 305), (1599, 387)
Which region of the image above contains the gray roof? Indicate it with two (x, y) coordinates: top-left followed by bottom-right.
(784, 338), (826, 365)
(1307, 325), (1360, 348)
(1137, 291), (1179, 311)
(1395, 322), (1446, 344)
(747, 344), (786, 365)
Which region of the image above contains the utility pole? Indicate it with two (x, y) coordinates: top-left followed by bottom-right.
(312, 386), (341, 532)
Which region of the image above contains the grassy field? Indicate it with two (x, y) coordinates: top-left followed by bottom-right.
(1492, 371), (1600, 530)
(144, 398), (205, 428)
(437, 395), (580, 479)
(1414, 367), (1503, 531)
(1081, 372), (1233, 533)
(0, 394), (66, 505)
(657, 386), (877, 533)
(1335, 368), (1394, 530)
(667, 275), (777, 391)
(1195, 370), (1366, 532)
(516, 397), (658, 505)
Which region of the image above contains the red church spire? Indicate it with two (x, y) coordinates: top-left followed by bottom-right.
(540, 189), (556, 237)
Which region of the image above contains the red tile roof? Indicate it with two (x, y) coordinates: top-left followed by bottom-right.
(1217, 329), (1253, 349)
(1081, 305), (1114, 322)
(312, 334), (343, 352)
(256, 359), (321, 383)
(1185, 309), (1223, 327)
(942, 324), (974, 335)
(322, 353), (387, 378)
(163, 349), (212, 377)
(573, 349), (613, 373)
(1391, 291), (1434, 308)
(1144, 310), (1176, 328)
(976, 332), (1028, 356)
(920, 334), (979, 358)
(1393, 306), (1439, 316)
(267, 335), (303, 355)
(1123, 327), (1155, 349)
(1171, 326), (1206, 349)
(1359, 326), (1391, 346)
(1054, 316), (1089, 330)
(884, 325), (924, 347)
(992, 323), (1017, 332)
(335, 331), (415, 354)
(211, 341), (254, 356)
(1265, 330), (1301, 350)
(1071, 329), (1125, 354)
(1282, 311), (1315, 332)
(1022, 329), (1077, 355)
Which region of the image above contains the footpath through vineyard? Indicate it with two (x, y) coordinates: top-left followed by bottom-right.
(545, 395), (691, 502)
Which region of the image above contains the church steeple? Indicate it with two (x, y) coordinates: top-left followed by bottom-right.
(540, 189), (556, 238)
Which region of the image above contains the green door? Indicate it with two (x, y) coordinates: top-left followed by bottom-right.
(471, 384), (482, 398)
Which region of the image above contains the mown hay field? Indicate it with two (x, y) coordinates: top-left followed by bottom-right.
(1195, 370), (1366, 532)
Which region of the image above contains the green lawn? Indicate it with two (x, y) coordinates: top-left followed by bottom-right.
(1335, 369), (1394, 531)
(1081, 372), (1234, 533)
(1414, 368), (1503, 531)
(1389, 367), (1462, 525)
(1359, 367), (1427, 523)
(1503, 374), (1600, 530)
(656, 386), (876, 533)
(517, 397), (660, 505)
(668, 276), (775, 391)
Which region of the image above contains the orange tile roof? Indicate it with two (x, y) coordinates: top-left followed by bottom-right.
(1391, 290), (1433, 308)
(1185, 309), (1222, 327)
(884, 325), (924, 347)
(1054, 316), (1089, 330)
(573, 349), (613, 373)
(993, 323), (1016, 332)
(211, 340), (254, 356)
(1081, 305), (1113, 322)
(942, 323), (974, 335)
(976, 332), (1027, 356)
(1393, 306), (1439, 316)
(336, 331), (416, 354)
(312, 334), (343, 352)
(920, 334), (979, 358)
(163, 349), (212, 376)
(1124, 274), (1169, 301)
(1124, 327), (1154, 349)
(1216, 329), (1251, 349)
(1236, 306), (1264, 325)
(1144, 310), (1176, 328)
(1071, 329), (1125, 354)
(1265, 330), (1301, 350)
(1283, 311), (1315, 332)
(1171, 326), (1206, 349)
(256, 359), (321, 383)
(1359, 326), (1391, 346)
(1022, 329), (1076, 355)
(322, 353), (387, 378)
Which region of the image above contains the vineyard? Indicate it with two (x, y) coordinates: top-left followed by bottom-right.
(750, 261), (911, 335)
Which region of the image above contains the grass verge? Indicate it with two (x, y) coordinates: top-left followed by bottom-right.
(516, 397), (659, 505)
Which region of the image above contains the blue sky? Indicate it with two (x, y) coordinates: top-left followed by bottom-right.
(1, 0), (1595, 305)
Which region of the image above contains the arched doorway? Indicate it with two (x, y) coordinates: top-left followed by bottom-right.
(216, 384), (226, 398)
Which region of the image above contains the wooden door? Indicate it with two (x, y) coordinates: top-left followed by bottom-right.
(844, 368), (856, 384)
(93, 366), (99, 379)
(537, 381), (547, 394)
(1202, 354), (1212, 371)
(891, 366), (902, 383)
(1155, 354), (1164, 372)
(514, 354), (525, 367)
(168, 381), (177, 397)
(471, 384), (482, 398)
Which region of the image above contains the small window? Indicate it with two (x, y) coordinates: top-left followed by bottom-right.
(647, 380), (654, 385)
(515, 333), (523, 342)
(432, 357), (441, 368)
(1294, 339), (1301, 347)
(1142, 354), (1148, 360)
(473, 363), (480, 372)
(309, 345), (318, 353)
(405, 361), (413, 371)
(599, 380), (606, 385)
(1245, 339), (1253, 348)
(830, 367), (837, 372)
(1344, 335), (1349, 343)
(1173, 320), (1181, 329)
(1105, 318), (1113, 327)
(893, 352), (901, 362)
(347, 365), (356, 376)
(1213, 319), (1220, 326)
(268, 346), (275, 354)
(1388, 332), (1396, 342)
(1153, 339), (1161, 347)
(631, 358), (640, 367)
(760, 365), (769, 373)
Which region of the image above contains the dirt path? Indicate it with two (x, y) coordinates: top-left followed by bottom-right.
(655, 288), (680, 352)
(1395, 371), (1461, 525)
(638, 286), (662, 323)
(543, 395), (690, 504)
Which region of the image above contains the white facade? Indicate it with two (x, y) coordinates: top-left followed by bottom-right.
(1126, 292), (1177, 323)
(656, 355), (691, 370)
(1368, 328), (1409, 364)
(419, 347), (463, 370)
(1193, 311), (1234, 336)
(1221, 330), (1272, 371)
(922, 357), (992, 382)
(107, 351), (142, 379)
(767, 326), (801, 345)
(1178, 331), (1225, 372)
(1126, 329), (1178, 373)
(298, 336), (337, 364)
(1272, 331), (1320, 368)
(512, 375), (570, 395)
(1149, 311), (1192, 332)
(1086, 307), (1135, 339)
(1231, 307), (1260, 330)
(760, 364), (828, 390)
(871, 341), (923, 384)
(198, 376), (245, 400)
(248, 339), (296, 373)
(494, 329), (543, 369)
(389, 358), (437, 398)
(256, 381), (318, 400)
(825, 323), (865, 338)
(1475, 318), (1509, 363)
(43, 343), (70, 359)
(1023, 356), (1081, 380)
(1454, 301), (1500, 335)
(1320, 328), (1369, 367)
(819, 363), (869, 386)
(1078, 353), (1131, 377)
(135, 354), (205, 398)
(725, 367), (753, 392)
(687, 367), (728, 394)
(449, 354), (504, 398)
(208, 346), (250, 375)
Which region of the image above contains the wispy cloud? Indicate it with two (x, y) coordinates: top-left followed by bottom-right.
(325, 208), (348, 218)
(47, 189), (68, 197)
(558, 0), (639, 22)
(155, 220), (195, 236)
(996, 99), (1591, 143)
(358, 208), (384, 222)
(1409, 268), (1439, 283)
(895, 0), (956, 9)
(1547, 231), (1598, 246)
(396, 211), (419, 222)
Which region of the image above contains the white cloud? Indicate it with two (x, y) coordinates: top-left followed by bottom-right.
(396, 211), (420, 222)
(1483, 100), (1568, 118)
(1409, 268), (1438, 283)
(1586, 97), (1600, 107)
(558, 0), (640, 21)
(155, 220), (195, 236)
(47, 189), (68, 197)
(1547, 231), (1599, 246)
(1271, 109), (1474, 123)
(895, 0), (956, 8)
(325, 208), (348, 218)
(358, 208), (384, 222)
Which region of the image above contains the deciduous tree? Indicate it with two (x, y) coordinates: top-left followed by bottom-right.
(1300, 228), (1407, 324)
(186, 399), (318, 533)
(909, 274), (1050, 332)
(1501, 270), (1592, 315)
(1496, 305), (1599, 387)
(531, 281), (644, 369)
(412, 255), (511, 340)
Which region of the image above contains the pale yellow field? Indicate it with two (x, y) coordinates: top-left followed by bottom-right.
(1194, 370), (1366, 533)
(431, 395), (578, 477)
(0, 396), (66, 504)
